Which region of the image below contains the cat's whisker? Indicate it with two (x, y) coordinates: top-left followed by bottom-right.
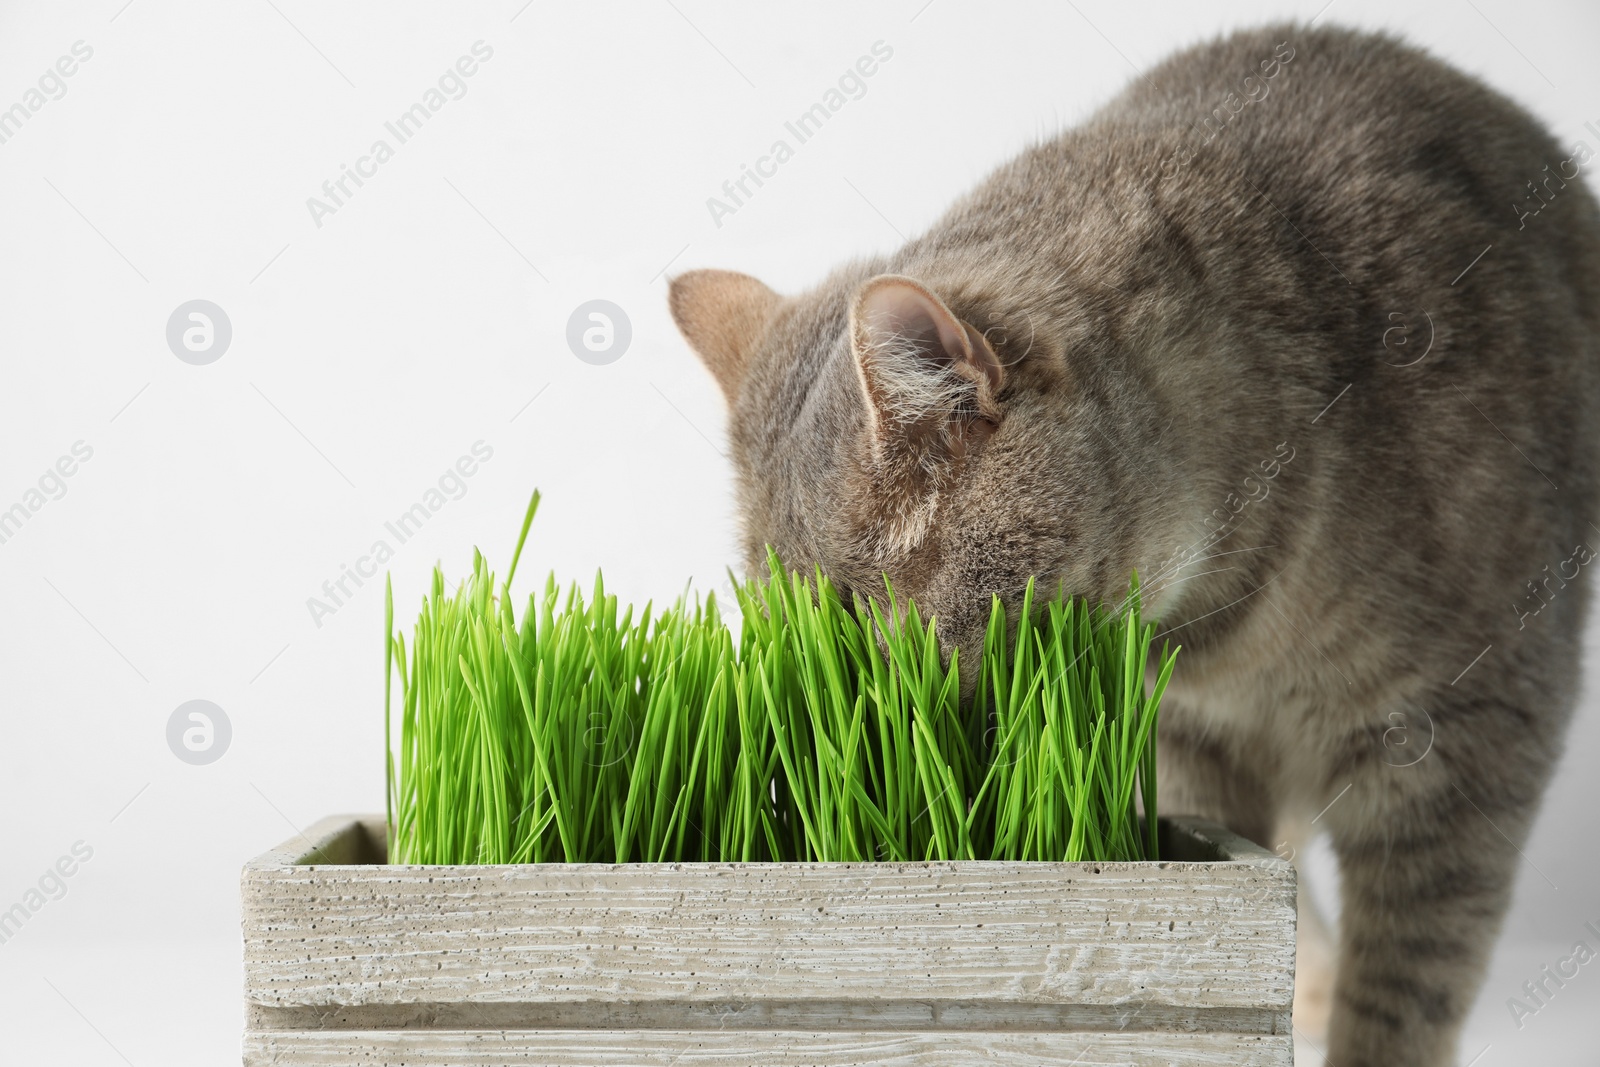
(1143, 526), (1273, 587)
(1143, 565), (1238, 595)
(1152, 568), (1285, 641)
(1161, 543), (1280, 574)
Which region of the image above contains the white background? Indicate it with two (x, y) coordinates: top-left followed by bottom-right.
(0, 1), (1596, 1064)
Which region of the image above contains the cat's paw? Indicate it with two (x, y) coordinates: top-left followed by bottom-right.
(1293, 929), (1336, 1042)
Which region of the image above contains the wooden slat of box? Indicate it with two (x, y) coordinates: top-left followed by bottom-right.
(244, 1029), (1291, 1066)
(241, 815), (1295, 1066)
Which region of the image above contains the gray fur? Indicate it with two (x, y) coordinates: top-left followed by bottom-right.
(669, 23), (1600, 1066)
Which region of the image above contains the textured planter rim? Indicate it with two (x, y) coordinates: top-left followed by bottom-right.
(244, 811), (1279, 867)
(241, 814), (1298, 1066)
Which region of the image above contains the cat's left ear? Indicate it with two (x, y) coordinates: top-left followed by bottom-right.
(850, 275), (1004, 453)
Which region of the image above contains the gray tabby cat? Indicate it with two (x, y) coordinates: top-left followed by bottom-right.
(668, 22), (1600, 1067)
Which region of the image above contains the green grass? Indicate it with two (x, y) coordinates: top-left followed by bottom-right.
(386, 492), (1177, 865)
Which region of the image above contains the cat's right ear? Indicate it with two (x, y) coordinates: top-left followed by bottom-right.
(668, 270), (782, 401)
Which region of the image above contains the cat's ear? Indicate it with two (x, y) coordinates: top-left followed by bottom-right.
(668, 269), (782, 400)
(850, 275), (1004, 455)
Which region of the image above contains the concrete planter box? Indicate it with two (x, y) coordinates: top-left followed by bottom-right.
(241, 814), (1296, 1066)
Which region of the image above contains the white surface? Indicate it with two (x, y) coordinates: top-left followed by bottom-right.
(0, 1), (1596, 1064)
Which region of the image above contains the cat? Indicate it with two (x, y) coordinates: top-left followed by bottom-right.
(668, 22), (1600, 1067)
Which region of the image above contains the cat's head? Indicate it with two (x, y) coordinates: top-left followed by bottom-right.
(669, 265), (1144, 657)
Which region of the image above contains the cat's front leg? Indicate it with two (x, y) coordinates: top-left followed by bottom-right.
(1156, 711), (1278, 847)
(1276, 811), (1338, 1043)
(1321, 693), (1559, 1067)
